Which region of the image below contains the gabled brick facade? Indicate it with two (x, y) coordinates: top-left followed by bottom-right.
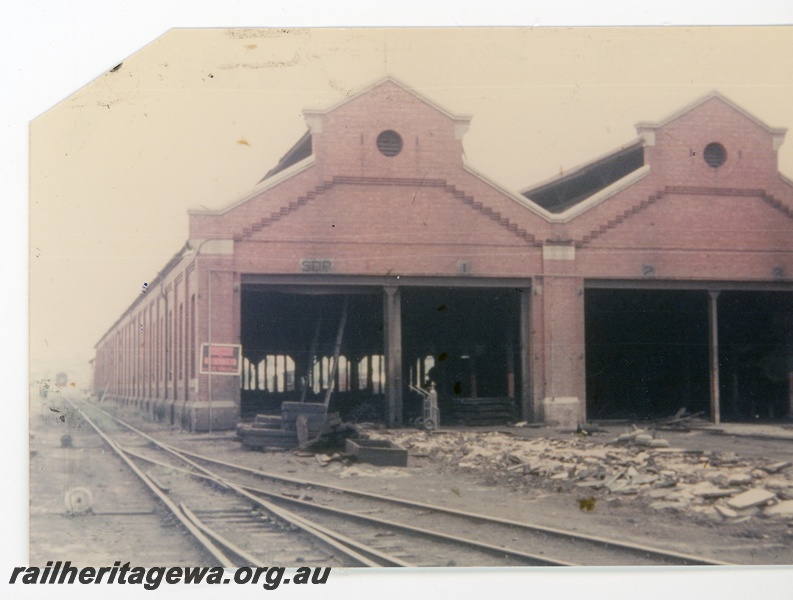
(94, 78), (793, 431)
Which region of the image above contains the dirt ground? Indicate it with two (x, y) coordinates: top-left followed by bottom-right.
(28, 391), (793, 566)
(28, 393), (212, 566)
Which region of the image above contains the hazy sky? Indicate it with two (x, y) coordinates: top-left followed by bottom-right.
(29, 27), (793, 385)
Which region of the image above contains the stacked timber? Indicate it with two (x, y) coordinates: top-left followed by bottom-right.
(237, 414), (298, 450)
(451, 397), (516, 426)
(281, 402), (330, 435)
(237, 404), (343, 451)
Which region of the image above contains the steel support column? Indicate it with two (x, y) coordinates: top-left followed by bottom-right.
(383, 286), (403, 426)
(707, 290), (721, 425)
(520, 287), (533, 421)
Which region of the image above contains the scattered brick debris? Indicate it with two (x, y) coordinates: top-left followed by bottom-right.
(366, 427), (793, 526)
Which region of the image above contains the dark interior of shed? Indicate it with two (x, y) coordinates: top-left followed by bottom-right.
(585, 289), (711, 421)
(240, 285), (524, 425)
(585, 288), (793, 423)
(400, 287), (522, 425)
(718, 291), (792, 422)
(240, 287), (385, 421)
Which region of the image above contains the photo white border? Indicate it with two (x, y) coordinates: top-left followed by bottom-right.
(6, 2), (793, 599)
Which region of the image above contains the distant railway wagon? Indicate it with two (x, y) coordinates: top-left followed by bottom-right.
(55, 373), (68, 388)
(93, 78), (793, 432)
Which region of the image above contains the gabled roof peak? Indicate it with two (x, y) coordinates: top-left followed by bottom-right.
(635, 91), (787, 136)
(302, 75), (472, 124)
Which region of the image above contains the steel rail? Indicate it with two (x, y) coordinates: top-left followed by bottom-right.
(232, 480), (570, 566)
(179, 503), (267, 568)
(172, 445), (732, 566)
(78, 399), (731, 567)
(118, 447), (415, 567)
(73, 400), (405, 568)
(63, 399), (236, 567)
(215, 475), (411, 567)
(125, 441), (718, 567)
(122, 445), (564, 566)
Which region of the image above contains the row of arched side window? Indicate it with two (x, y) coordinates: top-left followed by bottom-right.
(240, 354), (387, 395)
(94, 291), (197, 402)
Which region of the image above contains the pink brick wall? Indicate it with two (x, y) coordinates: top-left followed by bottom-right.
(95, 81), (793, 427)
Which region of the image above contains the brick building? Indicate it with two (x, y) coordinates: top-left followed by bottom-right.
(93, 78), (793, 431)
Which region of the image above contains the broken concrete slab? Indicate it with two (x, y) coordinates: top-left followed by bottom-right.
(689, 482), (727, 497)
(732, 516), (753, 524)
(701, 488), (741, 500)
(575, 479), (604, 489)
(653, 478), (680, 490)
(764, 500), (793, 517)
(372, 427), (791, 528)
(607, 479), (628, 493)
(712, 451), (740, 465)
(666, 491), (694, 506)
(764, 476), (793, 491)
(703, 471), (731, 486)
(648, 488), (675, 499)
(689, 505), (722, 521)
(727, 473), (753, 486)
(727, 488), (777, 510)
(735, 506), (761, 518)
(761, 461), (791, 474)
(632, 474), (659, 486)
(715, 504), (739, 519)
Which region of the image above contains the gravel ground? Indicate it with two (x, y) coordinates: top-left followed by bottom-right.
(28, 393), (793, 566)
(28, 394), (215, 566)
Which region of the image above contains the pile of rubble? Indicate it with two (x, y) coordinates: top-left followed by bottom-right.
(371, 428), (793, 525)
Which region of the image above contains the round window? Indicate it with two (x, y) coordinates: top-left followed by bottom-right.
(376, 130), (403, 157)
(703, 142), (727, 168)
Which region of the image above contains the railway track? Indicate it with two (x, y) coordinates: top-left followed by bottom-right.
(68, 399), (732, 568)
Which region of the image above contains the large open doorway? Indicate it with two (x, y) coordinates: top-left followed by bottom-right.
(718, 291), (793, 422)
(239, 286), (384, 421)
(585, 289), (710, 421)
(401, 287), (523, 425)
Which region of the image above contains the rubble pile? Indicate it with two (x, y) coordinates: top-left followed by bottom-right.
(372, 429), (793, 525)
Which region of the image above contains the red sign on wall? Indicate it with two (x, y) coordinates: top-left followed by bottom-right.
(199, 343), (242, 375)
